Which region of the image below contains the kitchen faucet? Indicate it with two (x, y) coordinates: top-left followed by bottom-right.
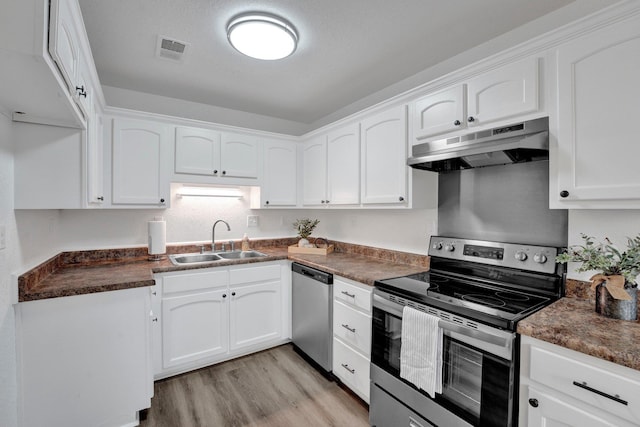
(212, 220), (230, 252)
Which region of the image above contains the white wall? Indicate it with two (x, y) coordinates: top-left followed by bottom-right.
(58, 184), (438, 255)
(566, 210), (640, 281)
(0, 111), (17, 427)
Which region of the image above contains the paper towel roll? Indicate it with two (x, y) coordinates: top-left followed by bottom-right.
(148, 219), (166, 256)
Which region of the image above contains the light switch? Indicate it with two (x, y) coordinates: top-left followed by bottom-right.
(247, 215), (259, 227)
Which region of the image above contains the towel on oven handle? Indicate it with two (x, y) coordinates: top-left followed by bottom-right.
(399, 305), (443, 398)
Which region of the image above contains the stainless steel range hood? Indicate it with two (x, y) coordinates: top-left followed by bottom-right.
(408, 117), (549, 172)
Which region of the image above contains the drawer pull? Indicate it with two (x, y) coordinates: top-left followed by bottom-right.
(341, 363), (355, 374)
(341, 323), (356, 333)
(572, 381), (628, 406)
(341, 291), (355, 298)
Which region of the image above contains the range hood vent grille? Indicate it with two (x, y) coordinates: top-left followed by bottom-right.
(408, 117), (549, 173)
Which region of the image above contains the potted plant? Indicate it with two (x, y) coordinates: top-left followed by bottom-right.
(556, 234), (640, 320)
(293, 218), (319, 247)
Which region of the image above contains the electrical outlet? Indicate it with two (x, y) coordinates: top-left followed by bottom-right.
(247, 215), (259, 227)
(0, 225), (6, 250)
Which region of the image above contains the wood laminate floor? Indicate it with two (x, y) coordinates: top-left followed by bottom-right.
(141, 344), (370, 427)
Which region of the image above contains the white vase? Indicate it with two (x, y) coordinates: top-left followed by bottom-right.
(298, 238), (309, 247)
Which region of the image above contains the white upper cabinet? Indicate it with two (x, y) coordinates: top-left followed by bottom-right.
(327, 123), (361, 205)
(111, 118), (171, 207)
(86, 100), (104, 206)
(174, 126), (259, 183)
(413, 85), (466, 140)
(413, 57), (540, 142)
(466, 57), (539, 127)
(220, 132), (259, 178)
(361, 106), (408, 205)
(49, 0), (80, 96)
(260, 139), (298, 207)
(175, 126), (220, 175)
(302, 136), (329, 206)
(551, 13), (640, 208)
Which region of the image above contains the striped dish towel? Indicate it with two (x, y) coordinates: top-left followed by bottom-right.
(399, 305), (443, 398)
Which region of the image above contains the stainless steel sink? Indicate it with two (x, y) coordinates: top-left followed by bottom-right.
(216, 250), (267, 259)
(168, 250), (267, 265)
(169, 253), (222, 265)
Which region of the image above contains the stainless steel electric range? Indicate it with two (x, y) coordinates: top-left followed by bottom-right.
(370, 236), (566, 427)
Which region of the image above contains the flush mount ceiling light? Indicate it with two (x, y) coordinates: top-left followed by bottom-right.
(227, 13), (298, 60)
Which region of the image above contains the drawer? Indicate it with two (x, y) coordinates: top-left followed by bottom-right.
(333, 300), (371, 356)
(334, 277), (371, 313)
(163, 269), (228, 294)
(530, 345), (640, 425)
(333, 337), (370, 403)
(230, 263), (280, 285)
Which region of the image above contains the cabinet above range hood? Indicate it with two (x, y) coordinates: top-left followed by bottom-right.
(408, 117), (549, 172)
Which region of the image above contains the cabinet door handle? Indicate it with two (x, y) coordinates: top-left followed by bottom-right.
(572, 381), (628, 405)
(160, 198), (165, 204)
(453, 120), (461, 126)
(399, 196), (404, 202)
(222, 294), (227, 298)
(213, 170), (218, 174)
(232, 292), (236, 296)
(341, 363), (355, 374)
(467, 116), (475, 122)
(341, 324), (356, 333)
(341, 290), (355, 298)
(528, 398), (538, 408)
(75, 86), (87, 98)
(152, 317), (158, 322)
(222, 170), (226, 175)
(265, 201), (270, 205)
(560, 190), (569, 198)
(96, 196), (104, 201)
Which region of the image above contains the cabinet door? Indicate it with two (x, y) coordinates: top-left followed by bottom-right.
(262, 139), (297, 206)
(327, 123), (360, 205)
(220, 132), (258, 178)
(175, 126), (220, 176)
(162, 288), (229, 369)
(229, 280), (282, 351)
(526, 387), (633, 427)
(554, 16), (640, 204)
(49, 0), (79, 93)
(112, 118), (170, 206)
(302, 136), (328, 206)
(361, 106), (407, 205)
(466, 57), (539, 126)
(413, 85), (466, 140)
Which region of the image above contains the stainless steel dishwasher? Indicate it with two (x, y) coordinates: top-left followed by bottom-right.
(291, 262), (333, 373)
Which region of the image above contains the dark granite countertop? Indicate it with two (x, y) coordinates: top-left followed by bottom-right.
(18, 239), (429, 302)
(518, 279), (640, 371)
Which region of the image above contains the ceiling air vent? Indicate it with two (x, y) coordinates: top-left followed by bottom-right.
(156, 36), (189, 61)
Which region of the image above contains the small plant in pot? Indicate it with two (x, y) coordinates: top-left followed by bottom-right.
(293, 218), (320, 248)
(556, 234), (640, 320)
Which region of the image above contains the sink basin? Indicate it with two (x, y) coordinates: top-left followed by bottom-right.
(169, 253), (222, 265)
(216, 250), (267, 259)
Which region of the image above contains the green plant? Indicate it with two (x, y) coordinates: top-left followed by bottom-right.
(556, 234), (640, 285)
(293, 218), (319, 239)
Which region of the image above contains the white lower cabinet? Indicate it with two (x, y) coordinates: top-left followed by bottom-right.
(332, 276), (372, 403)
(15, 287), (153, 427)
(154, 261), (289, 379)
(520, 336), (640, 427)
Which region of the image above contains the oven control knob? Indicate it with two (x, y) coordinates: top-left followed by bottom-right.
(514, 251), (528, 261)
(432, 242), (443, 250)
(444, 244), (455, 252)
(533, 253), (547, 264)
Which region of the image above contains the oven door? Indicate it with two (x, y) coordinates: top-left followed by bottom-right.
(371, 293), (517, 427)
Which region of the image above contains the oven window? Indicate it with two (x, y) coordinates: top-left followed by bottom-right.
(442, 338), (482, 419)
(372, 307), (402, 375)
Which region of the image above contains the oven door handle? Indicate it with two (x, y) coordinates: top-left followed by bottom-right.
(373, 294), (512, 349)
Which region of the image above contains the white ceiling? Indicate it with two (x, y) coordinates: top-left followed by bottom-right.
(78, 0), (603, 128)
